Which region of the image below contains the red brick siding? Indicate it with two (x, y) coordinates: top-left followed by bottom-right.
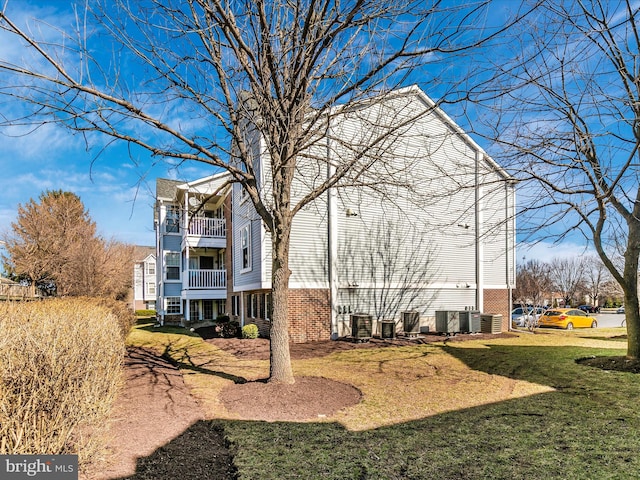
(288, 289), (331, 343)
(483, 288), (510, 332)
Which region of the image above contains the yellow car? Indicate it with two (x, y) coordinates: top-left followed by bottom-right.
(538, 308), (597, 330)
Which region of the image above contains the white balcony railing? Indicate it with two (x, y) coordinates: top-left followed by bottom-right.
(188, 269), (226, 289)
(188, 217), (226, 238)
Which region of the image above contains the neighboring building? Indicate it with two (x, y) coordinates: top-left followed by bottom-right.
(0, 276), (40, 301)
(155, 176), (230, 325)
(132, 246), (157, 311)
(154, 85), (516, 342)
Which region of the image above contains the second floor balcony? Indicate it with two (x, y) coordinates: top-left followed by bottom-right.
(187, 269), (226, 289)
(184, 216), (226, 249)
(188, 216), (226, 238)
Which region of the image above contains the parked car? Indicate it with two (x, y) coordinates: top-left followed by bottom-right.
(511, 307), (543, 328)
(538, 308), (597, 330)
(578, 305), (600, 313)
(617, 306), (625, 314)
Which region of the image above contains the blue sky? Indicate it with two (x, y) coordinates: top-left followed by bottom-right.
(0, 1), (215, 248)
(0, 0), (590, 263)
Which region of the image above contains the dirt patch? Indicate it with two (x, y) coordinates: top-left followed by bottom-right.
(577, 355), (640, 373)
(220, 376), (362, 422)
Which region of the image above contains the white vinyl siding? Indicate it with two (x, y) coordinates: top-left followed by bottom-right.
(226, 87), (514, 330)
(481, 174), (513, 287)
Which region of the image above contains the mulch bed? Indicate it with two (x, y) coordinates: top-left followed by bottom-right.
(85, 330), (515, 479)
(197, 328), (515, 361)
(577, 355), (640, 373)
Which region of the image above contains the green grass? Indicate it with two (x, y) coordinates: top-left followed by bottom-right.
(128, 324), (640, 479)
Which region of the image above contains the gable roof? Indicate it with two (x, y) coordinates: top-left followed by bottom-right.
(177, 171), (232, 195)
(133, 245), (155, 262)
(156, 178), (182, 201)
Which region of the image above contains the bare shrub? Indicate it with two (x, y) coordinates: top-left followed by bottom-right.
(0, 298), (124, 470)
(90, 296), (137, 338)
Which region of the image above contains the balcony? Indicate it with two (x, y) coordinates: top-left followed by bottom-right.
(188, 269), (226, 289)
(184, 217), (226, 249)
(188, 217), (226, 237)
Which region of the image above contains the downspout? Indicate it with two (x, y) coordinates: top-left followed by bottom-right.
(328, 125), (339, 339)
(475, 151), (484, 312)
(507, 180), (515, 331)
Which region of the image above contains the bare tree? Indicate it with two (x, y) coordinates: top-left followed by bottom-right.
(581, 255), (610, 308)
(514, 259), (552, 309)
(473, 1), (640, 356)
(548, 257), (585, 307)
(75, 237), (136, 300)
(0, 1), (530, 383)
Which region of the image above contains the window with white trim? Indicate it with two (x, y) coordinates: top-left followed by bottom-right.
(166, 297), (181, 314)
(231, 295), (240, 316)
(165, 205), (180, 233)
(265, 293), (272, 320)
(165, 252), (181, 281)
(252, 294), (258, 318)
(259, 294), (265, 319)
(146, 282), (156, 296)
(146, 261), (156, 276)
(241, 224), (251, 271)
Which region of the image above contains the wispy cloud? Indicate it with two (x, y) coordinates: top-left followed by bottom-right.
(517, 240), (593, 265)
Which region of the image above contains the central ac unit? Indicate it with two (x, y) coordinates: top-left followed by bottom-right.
(380, 320), (396, 339)
(459, 310), (481, 333)
(351, 313), (372, 340)
(402, 311), (420, 337)
(480, 314), (503, 334)
(435, 311), (460, 333)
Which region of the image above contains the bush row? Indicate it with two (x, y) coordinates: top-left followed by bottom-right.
(0, 298), (126, 471)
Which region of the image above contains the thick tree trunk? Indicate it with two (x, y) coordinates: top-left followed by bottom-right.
(269, 223), (295, 384)
(623, 228), (640, 359)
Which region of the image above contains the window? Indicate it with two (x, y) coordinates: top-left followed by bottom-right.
(246, 294), (257, 318)
(165, 252), (181, 281)
(252, 294), (258, 318)
(203, 300), (213, 320)
(146, 261), (155, 276)
(146, 282), (156, 296)
(231, 295), (240, 316)
(259, 294), (265, 319)
(166, 297), (181, 314)
(241, 224), (251, 271)
(190, 300), (200, 322)
(265, 293), (272, 320)
(217, 299), (226, 316)
(165, 205), (180, 233)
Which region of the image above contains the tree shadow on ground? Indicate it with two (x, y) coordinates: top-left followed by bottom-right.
(117, 421), (237, 480)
